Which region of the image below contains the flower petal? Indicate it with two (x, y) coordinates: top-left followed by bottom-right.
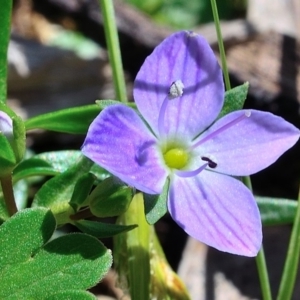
(168, 171), (262, 256)
(81, 104), (168, 194)
(134, 31), (224, 140)
(194, 110), (300, 176)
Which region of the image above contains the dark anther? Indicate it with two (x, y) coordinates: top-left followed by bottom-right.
(201, 156), (217, 168)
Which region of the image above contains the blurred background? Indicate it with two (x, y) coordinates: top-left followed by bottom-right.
(7, 0), (300, 299)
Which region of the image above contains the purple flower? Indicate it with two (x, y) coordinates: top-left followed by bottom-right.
(82, 31), (300, 256)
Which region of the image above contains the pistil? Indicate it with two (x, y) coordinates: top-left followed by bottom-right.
(164, 148), (188, 169)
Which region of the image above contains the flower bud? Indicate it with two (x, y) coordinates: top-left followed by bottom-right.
(0, 111), (16, 177)
(0, 111), (13, 141)
(0, 105), (26, 168)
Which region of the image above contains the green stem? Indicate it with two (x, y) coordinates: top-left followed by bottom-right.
(70, 208), (93, 221)
(209, 0), (231, 91)
(243, 175), (272, 300)
(116, 193), (150, 300)
(0, 175), (18, 216)
(98, 0), (127, 102)
(242, 175), (253, 190)
(276, 188), (300, 300)
(211, 0), (272, 295)
(256, 247), (273, 300)
(98, 1), (150, 298)
(0, 0), (13, 103)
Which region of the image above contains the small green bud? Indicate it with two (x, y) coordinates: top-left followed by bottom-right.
(89, 177), (133, 217)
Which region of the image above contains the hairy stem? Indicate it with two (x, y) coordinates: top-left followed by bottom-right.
(70, 208), (93, 221)
(1, 175), (18, 216)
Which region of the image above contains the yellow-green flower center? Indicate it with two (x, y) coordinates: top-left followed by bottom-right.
(163, 148), (188, 169)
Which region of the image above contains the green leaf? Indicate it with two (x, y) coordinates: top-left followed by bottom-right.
(32, 156), (94, 224)
(257, 196), (297, 226)
(49, 29), (101, 60)
(144, 178), (170, 225)
(218, 82), (249, 119)
(0, 208), (56, 268)
(0, 0), (12, 103)
(96, 99), (122, 109)
(13, 151), (109, 182)
(75, 219), (137, 238)
(0, 208), (112, 300)
(13, 157), (61, 182)
(46, 290), (97, 300)
(96, 99), (136, 110)
(35, 151), (85, 172)
(69, 173), (95, 212)
(25, 104), (101, 134)
(89, 177), (133, 218)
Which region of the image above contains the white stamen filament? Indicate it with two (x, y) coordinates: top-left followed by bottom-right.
(158, 80), (184, 138)
(175, 163), (208, 178)
(191, 111), (251, 150)
(158, 95), (169, 138)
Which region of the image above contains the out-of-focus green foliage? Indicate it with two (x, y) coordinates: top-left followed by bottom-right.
(49, 30), (102, 60)
(126, 0), (247, 29)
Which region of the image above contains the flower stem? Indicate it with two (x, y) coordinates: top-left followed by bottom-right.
(0, 0), (12, 103)
(115, 193), (150, 300)
(0, 175), (18, 216)
(210, 3), (272, 296)
(276, 188), (300, 300)
(209, 0), (231, 91)
(98, 1), (151, 298)
(208, 7), (271, 293)
(210, 0), (272, 297)
(242, 176), (273, 300)
(98, 0), (127, 102)
(256, 247), (273, 300)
